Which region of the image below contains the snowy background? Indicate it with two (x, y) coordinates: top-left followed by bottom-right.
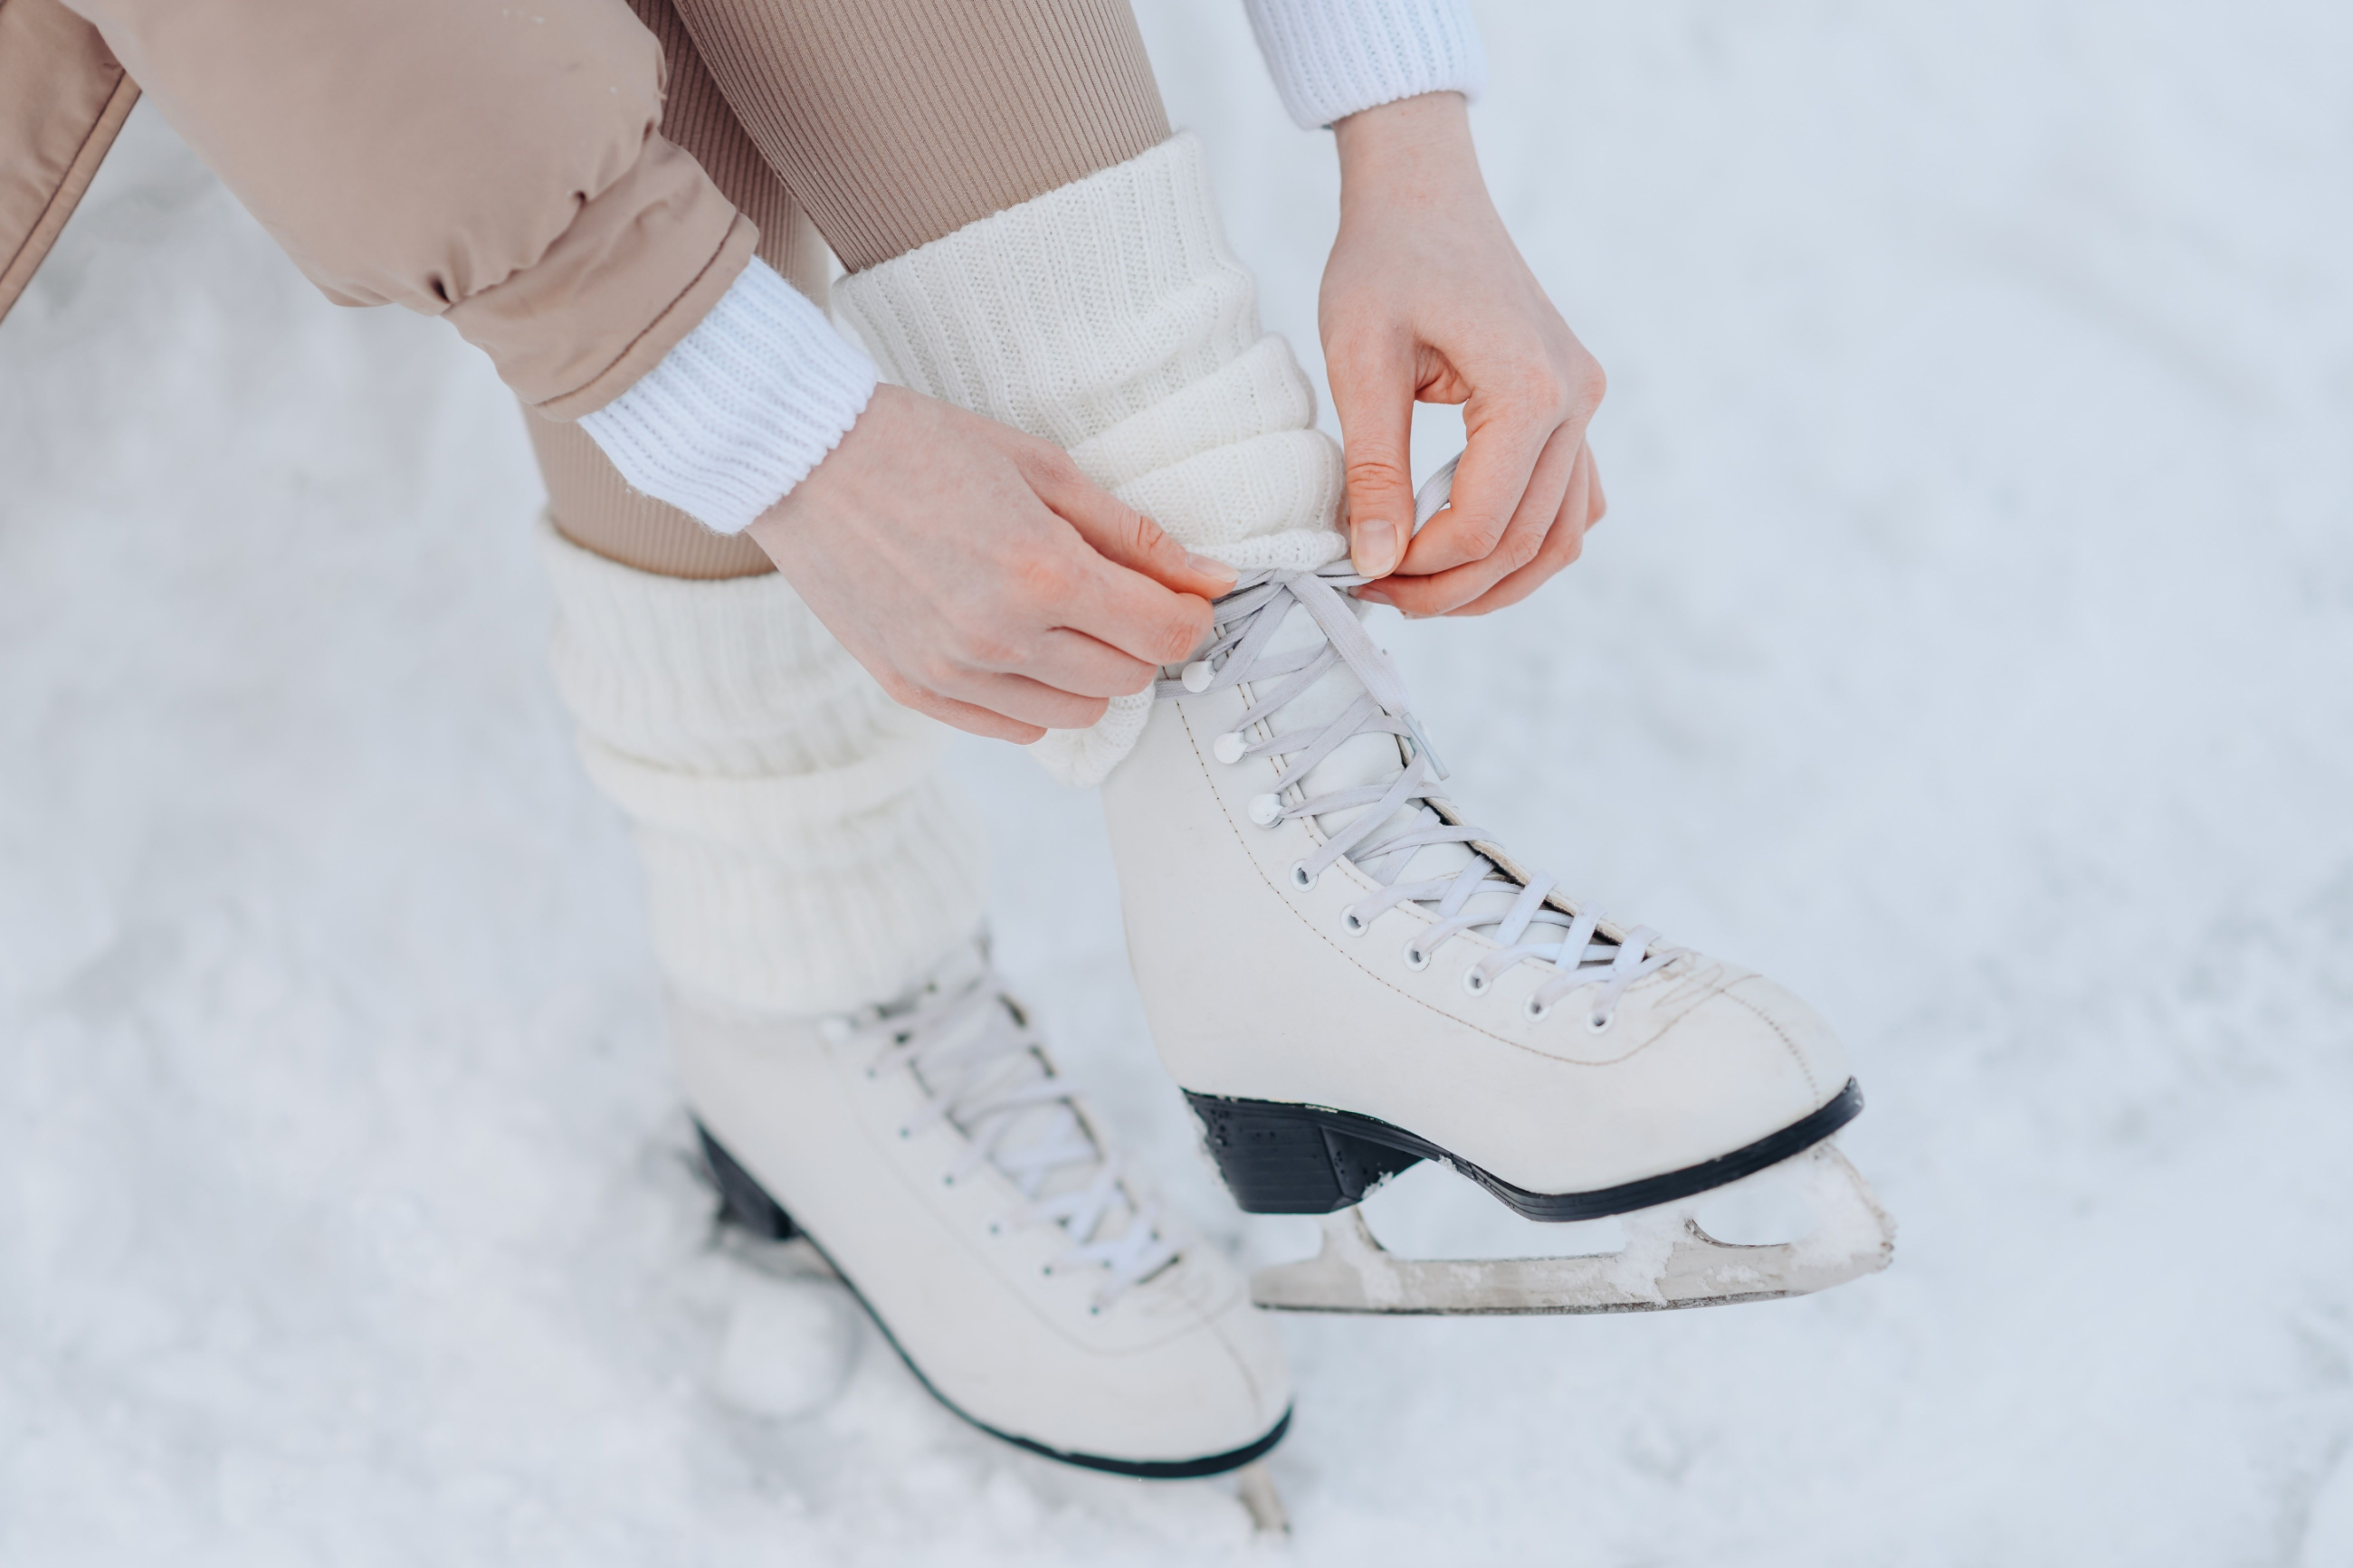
(5, 1), (2351, 1563)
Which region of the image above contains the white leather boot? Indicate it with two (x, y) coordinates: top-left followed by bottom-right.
(540, 523), (1288, 1472)
(683, 938), (1290, 1474)
(1099, 559), (1868, 1239)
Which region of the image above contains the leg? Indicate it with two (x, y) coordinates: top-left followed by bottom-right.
(533, 0), (1293, 1483)
(538, 0), (987, 1012)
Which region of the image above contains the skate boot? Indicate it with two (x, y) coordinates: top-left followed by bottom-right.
(536, 516), (1289, 1476)
(1098, 479), (1894, 1316)
(684, 936), (1291, 1473)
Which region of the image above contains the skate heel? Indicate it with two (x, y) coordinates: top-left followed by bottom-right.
(1185, 1093), (1423, 1213)
(695, 1122), (799, 1240)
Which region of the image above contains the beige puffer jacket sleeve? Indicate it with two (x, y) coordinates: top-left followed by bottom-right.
(0, 0), (138, 320)
(25, 0), (754, 419)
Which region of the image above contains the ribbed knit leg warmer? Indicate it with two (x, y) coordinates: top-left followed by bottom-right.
(834, 131), (1348, 786)
(540, 519), (986, 1016)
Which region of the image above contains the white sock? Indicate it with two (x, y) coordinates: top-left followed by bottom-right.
(834, 132), (1347, 786)
(539, 518), (986, 1016)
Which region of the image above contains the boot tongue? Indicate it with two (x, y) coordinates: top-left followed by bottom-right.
(1256, 595), (1536, 936)
(898, 954), (1140, 1242)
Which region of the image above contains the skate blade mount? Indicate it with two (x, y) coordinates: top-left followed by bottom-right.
(1250, 1143), (1894, 1316)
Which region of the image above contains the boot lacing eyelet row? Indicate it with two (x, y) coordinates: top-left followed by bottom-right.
(836, 968), (1179, 1308)
(1163, 565), (1685, 1038)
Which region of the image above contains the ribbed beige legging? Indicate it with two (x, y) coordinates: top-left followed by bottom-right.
(529, 0), (1170, 581)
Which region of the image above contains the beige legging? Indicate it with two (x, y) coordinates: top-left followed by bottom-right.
(529, 0), (1170, 581)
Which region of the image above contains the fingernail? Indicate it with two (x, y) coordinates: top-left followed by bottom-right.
(1354, 519), (1404, 578)
(1184, 552), (1238, 588)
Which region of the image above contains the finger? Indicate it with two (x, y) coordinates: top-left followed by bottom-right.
(1026, 449), (1238, 599)
(883, 678), (1048, 745)
(1586, 452), (1607, 530)
(935, 670), (1115, 733)
(1403, 376), (1562, 576)
(1323, 330), (1418, 578)
(1443, 442), (1596, 617)
(1058, 552), (1217, 670)
(1373, 423), (1578, 614)
(967, 626), (1159, 698)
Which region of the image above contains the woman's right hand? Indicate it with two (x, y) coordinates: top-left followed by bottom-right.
(748, 385), (1235, 744)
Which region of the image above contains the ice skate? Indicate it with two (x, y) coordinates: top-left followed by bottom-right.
(683, 935), (1292, 1474)
(537, 516), (1290, 1479)
(1098, 461), (1894, 1316)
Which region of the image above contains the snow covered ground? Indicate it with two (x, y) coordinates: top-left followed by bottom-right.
(5, 2), (2350, 1563)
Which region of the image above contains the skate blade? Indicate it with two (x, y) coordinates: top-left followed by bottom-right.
(1248, 1142), (1894, 1316)
(1235, 1461), (1290, 1535)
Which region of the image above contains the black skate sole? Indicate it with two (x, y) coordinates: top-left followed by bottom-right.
(695, 1124), (1291, 1480)
(1185, 1078), (1865, 1221)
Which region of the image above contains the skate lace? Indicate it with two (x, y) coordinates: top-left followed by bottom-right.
(1161, 565), (1681, 1026)
(833, 964), (1179, 1308)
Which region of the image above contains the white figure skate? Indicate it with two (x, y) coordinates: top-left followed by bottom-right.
(1099, 461), (1894, 1316)
(683, 936), (1292, 1475)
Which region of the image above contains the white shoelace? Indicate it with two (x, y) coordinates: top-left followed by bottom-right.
(1163, 565), (1681, 1029)
(827, 960), (1178, 1308)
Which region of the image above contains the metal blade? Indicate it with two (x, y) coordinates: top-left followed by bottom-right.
(1249, 1143), (1894, 1316)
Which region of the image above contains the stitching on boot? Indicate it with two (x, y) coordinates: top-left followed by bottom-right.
(1720, 981), (1822, 1099)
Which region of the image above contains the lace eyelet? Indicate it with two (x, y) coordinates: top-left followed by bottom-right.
(1461, 968), (1491, 998)
(1180, 660), (1214, 692)
(1523, 997), (1550, 1022)
(1586, 1010), (1615, 1034)
(1341, 909), (1367, 936)
(1401, 943), (1430, 972)
(1088, 1305), (1101, 1316)
(1290, 861), (1316, 890)
(988, 1222), (1002, 1236)
(897, 1126), (910, 1139)
(941, 1174), (954, 1186)
(1213, 731), (1247, 765)
(1247, 793), (1284, 827)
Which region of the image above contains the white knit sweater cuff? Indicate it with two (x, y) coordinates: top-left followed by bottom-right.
(577, 259), (878, 536)
(1243, 0), (1488, 129)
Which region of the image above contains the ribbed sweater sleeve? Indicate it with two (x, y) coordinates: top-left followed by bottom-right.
(1243, 0), (1489, 129)
(577, 259), (878, 536)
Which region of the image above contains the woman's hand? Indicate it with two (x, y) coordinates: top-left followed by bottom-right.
(1322, 92), (1608, 616)
(748, 385), (1234, 743)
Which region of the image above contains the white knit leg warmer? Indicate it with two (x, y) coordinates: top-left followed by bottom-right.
(540, 519), (986, 1017)
(834, 131), (1347, 787)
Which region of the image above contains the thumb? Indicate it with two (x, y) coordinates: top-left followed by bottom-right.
(1329, 337), (1418, 578)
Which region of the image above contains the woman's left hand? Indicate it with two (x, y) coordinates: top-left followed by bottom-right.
(1321, 91), (1607, 616)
